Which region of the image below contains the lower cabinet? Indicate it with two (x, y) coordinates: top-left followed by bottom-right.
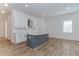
(27, 34), (48, 48)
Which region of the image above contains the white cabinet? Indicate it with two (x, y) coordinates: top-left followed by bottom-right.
(14, 30), (27, 44)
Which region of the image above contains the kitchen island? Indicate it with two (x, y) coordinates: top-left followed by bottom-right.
(27, 33), (48, 49)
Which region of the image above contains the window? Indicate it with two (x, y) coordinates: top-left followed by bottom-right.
(63, 20), (72, 33)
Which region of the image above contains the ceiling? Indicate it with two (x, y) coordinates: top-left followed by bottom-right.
(1, 3), (79, 18)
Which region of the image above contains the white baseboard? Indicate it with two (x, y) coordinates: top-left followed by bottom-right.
(49, 35), (79, 41)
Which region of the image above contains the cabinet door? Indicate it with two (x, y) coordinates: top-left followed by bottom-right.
(15, 32), (27, 44)
(15, 32), (22, 44)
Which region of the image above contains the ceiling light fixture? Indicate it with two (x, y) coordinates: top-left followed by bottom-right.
(25, 4), (29, 7)
(4, 3), (8, 7)
(66, 7), (70, 10)
(1, 11), (5, 13)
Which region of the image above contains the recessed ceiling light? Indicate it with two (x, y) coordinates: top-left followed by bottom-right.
(25, 4), (29, 7)
(1, 11), (5, 13)
(4, 3), (8, 7)
(66, 7), (70, 10)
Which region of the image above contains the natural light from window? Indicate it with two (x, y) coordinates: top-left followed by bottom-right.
(63, 20), (72, 33)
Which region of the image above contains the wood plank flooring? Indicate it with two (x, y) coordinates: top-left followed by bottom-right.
(0, 38), (79, 56)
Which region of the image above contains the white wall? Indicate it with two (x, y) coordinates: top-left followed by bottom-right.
(0, 15), (5, 37)
(45, 11), (79, 41)
(4, 17), (7, 38)
(0, 13), (11, 39)
(11, 9), (45, 44)
(6, 14), (12, 40)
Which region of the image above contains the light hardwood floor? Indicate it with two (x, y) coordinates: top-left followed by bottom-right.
(0, 38), (79, 56)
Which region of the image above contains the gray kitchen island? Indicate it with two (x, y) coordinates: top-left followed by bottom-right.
(27, 33), (48, 49)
